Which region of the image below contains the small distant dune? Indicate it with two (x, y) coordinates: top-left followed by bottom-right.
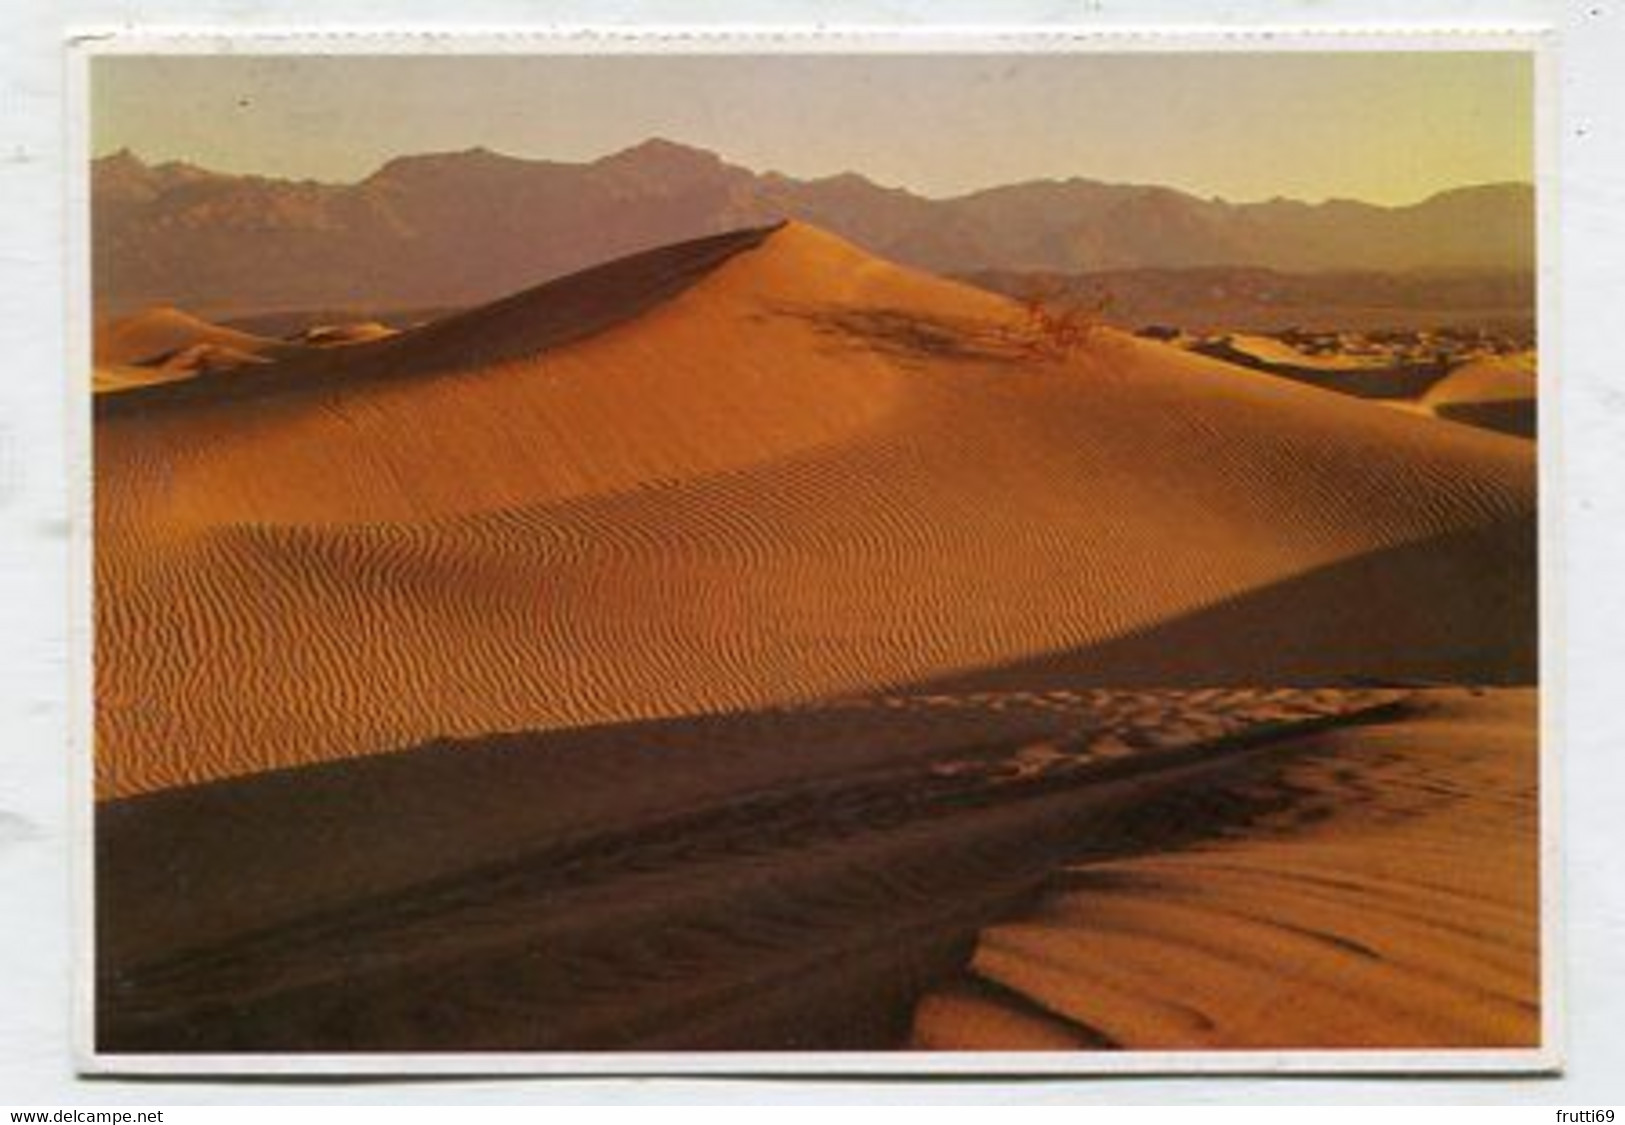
(94, 305), (281, 368)
(294, 321), (399, 347)
(149, 341), (275, 374)
(93, 306), (294, 392)
(1189, 332), (1449, 400)
(1422, 354), (1538, 439)
(214, 306), (461, 341)
(95, 221), (1536, 799)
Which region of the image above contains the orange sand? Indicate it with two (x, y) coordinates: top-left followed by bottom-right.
(912, 688), (1539, 1050)
(94, 223), (1535, 798)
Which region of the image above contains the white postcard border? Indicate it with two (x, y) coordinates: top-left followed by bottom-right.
(64, 24), (1563, 1079)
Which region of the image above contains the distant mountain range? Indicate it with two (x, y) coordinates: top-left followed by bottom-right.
(92, 138), (1535, 315)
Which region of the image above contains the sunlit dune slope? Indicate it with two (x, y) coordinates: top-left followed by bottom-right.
(95, 221), (1536, 797)
(912, 689), (1539, 1050)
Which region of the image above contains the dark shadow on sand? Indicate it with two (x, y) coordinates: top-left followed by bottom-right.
(916, 519), (1536, 695)
(1189, 338), (1452, 401)
(1436, 399), (1537, 441)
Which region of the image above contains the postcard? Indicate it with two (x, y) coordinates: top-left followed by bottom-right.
(74, 31), (1555, 1074)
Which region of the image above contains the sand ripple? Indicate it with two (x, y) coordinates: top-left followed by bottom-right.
(95, 224), (1536, 797)
(910, 689), (1539, 1050)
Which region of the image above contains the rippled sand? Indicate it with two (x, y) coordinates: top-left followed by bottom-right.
(94, 223), (1540, 1058)
(94, 223), (1534, 798)
(911, 689), (1539, 1050)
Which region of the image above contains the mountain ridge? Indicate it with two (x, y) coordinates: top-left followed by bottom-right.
(93, 139), (1534, 314)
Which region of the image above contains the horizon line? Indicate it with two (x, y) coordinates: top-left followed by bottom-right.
(90, 137), (1536, 212)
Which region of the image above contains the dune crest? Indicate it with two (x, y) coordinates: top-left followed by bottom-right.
(96, 224), (931, 524)
(96, 222), (1535, 797)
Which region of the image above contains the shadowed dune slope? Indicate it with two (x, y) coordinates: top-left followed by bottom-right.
(97, 689), (1403, 989)
(1189, 334), (1448, 401)
(96, 221), (1536, 797)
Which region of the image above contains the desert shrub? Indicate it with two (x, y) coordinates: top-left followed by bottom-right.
(1009, 278), (1115, 360)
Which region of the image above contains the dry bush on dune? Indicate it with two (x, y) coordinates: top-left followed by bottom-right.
(1008, 278), (1116, 361)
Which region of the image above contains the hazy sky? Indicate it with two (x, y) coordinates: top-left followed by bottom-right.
(92, 52), (1533, 205)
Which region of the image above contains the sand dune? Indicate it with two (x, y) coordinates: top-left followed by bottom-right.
(96, 686), (1414, 1052)
(93, 306), (293, 392)
(93, 221), (1542, 1057)
(293, 321), (398, 346)
(1189, 333), (1449, 400)
(93, 363), (184, 394)
(1425, 352), (1537, 406)
(1222, 333), (1390, 373)
(95, 221), (1536, 798)
(95, 305), (282, 368)
(911, 688), (1538, 1050)
(1422, 355), (1538, 439)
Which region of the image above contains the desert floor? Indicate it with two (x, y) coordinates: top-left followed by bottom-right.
(93, 222), (1540, 1054)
